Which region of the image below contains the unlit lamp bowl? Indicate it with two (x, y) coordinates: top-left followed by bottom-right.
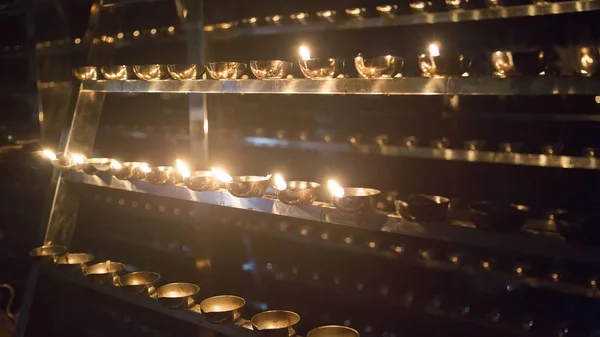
(250, 60), (293, 79)
(225, 175), (271, 198)
(133, 64), (169, 80)
(355, 55), (403, 78)
(101, 65), (132, 80)
(298, 59), (344, 79)
(167, 64), (202, 80)
(73, 66), (98, 80)
(206, 62), (247, 79)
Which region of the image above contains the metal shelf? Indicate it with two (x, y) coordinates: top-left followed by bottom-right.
(80, 76), (600, 95)
(205, 0), (600, 40)
(244, 137), (600, 170)
(63, 171), (600, 265)
(40, 265), (255, 337)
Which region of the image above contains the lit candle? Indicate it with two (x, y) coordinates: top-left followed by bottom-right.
(327, 179), (345, 198)
(299, 46), (311, 61)
(211, 168), (233, 183)
(273, 173), (287, 191)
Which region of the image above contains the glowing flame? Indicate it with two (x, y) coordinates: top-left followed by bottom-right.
(175, 159), (191, 179)
(71, 153), (86, 165)
(327, 179), (345, 198)
(139, 164), (151, 173)
(211, 167), (233, 183)
(274, 173), (287, 190)
(42, 149), (57, 161)
(428, 43), (440, 57)
(299, 46), (311, 61)
(110, 160), (122, 170)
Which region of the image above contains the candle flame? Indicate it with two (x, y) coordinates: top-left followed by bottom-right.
(428, 43), (440, 57)
(42, 149), (57, 161)
(274, 173), (287, 190)
(211, 167), (233, 183)
(71, 153), (86, 165)
(139, 164), (151, 173)
(327, 179), (345, 198)
(299, 46), (311, 61)
(110, 160), (122, 170)
(175, 159), (191, 179)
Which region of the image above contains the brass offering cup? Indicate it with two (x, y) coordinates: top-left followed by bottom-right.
(101, 65), (132, 80)
(316, 10), (337, 22)
(119, 271), (161, 296)
(167, 64), (202, 80)
(333, 188), (381, 214)
(145, 166), (183, 185)
(133, 64), (169, 80)
(184, 170), (220, 191)
(298, 59), (344, 79)
(250, 60), (293, 79)
(307, 325), (360, 337)
(289, 12), (309, 24)
(376, 5), (398, 18)
(55, 253), (94, 274)
(85, 261), (125, 285)
(275, 181), (320, 205)
(355, 55), (403, 78)
(345, 7), (367, 19)
(156, 282), (200, 309)
(206, 62), (247, 80)
(225, 175), (271, 198)
(251, 310), (301, 337)
(72, 66), (98, 80)
(575, 47), (599, 76)
(29, 245), (67, 263)
(111, 162), (149, 180)
(199, 295), (246, 324)
(80, 158), (112, 175)
(395, 194), (450, 222)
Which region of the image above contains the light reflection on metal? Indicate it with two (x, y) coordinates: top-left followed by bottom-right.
(327, 180), (345, 198)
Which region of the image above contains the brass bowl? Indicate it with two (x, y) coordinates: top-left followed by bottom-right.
(409, 0), (430, 12)
(275, 181), (320, 205)
(289, 12), (309, 24)
(307, 326), (360, 337)
(101, 65), (132, 80)
(133, 64), (169, 80)
(333, 188), (381, 214)
(184, 170), (220, 191)
(419, 54), (472, 77)
(316, 10), (337, 22)
(240, 17), (259, 26)
(111, 162), (149, 180)
(206, 62), (247, 80)
(250, 60), (293, 79)
(491, 50), (546, 76)
(48, 152), (82, 169)
(79, 158), (112, 175)
(29, 245), (67, 263)
(199, 295), (246, 324)
(251, 310), (300, 337)
(345, 7), (367, 19)
(298, 59), (344, 79)
(156, 282), (200, 309)
(225, 175), (271, 198)
(85, 261), (125, 285)
(145, 166), (183, 185)
(376, 4), (398, 17)
(395, 194), (450, 222)
(265, 14), (284, 25)
(55, 253), (94, 274)
(120, 271), (161, 296)
(355, 55), (403, 79)
(72, 66), (98, 80)
(167, 64), (202, 80)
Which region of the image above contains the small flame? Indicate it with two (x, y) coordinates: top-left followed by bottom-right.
(175, 159), (191, 179)
(71, 153), (86, 165)
(299, 45), (311, 61)
(110, 160), (122, 170)
(274, 173), (287, 191)
(42, 149), (57, 161)
(327, 179), (345, 198)
(139, 164), (151, 173)
(211, 167), (233, 183)
(428, 43), (440, 57)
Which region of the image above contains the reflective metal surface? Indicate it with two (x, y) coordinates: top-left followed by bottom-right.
(199, 295), (245, 324)
(376, 5), (398, 17)
(395, 195), (450, 222)
(133, 64), (169, 80)
(354, 55), (403, 79)
(167, 64), (202, 80)
(145, 166), (183, 185)
(469, 202), (530, 232)
(29, 245), (67, 262)
(275, 181), (320, 205)
(156, 282), (200, 309)
(250, 60), (293, 79)
(184, 170), (220, 191)
(333, 188), (381, 214)
(225, 175), (271, 198)
(289, 12), (309, 24)
(101, 65), (132, 80)
(298, 59), (344, 79)
(81, 77), (600, 95)
(251, 310), (300, 337)
(72, 66), (98, 80)
(80, 158), (112, 175)
(419, 54), (471, 77)
(120, 271), (160, 296)
(491, 50), (545, 76)
(85, 261), (125, 285)
(316, 10), (337, 22)
(54, 253), (94, 274)
(110, 161), (149, 180)
(206, 62), (247, 79)
(345, 7), (367, 19)
(307, 326), (360, 337)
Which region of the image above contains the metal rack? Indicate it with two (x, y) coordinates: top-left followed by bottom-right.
(16, 0), (600, 336)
